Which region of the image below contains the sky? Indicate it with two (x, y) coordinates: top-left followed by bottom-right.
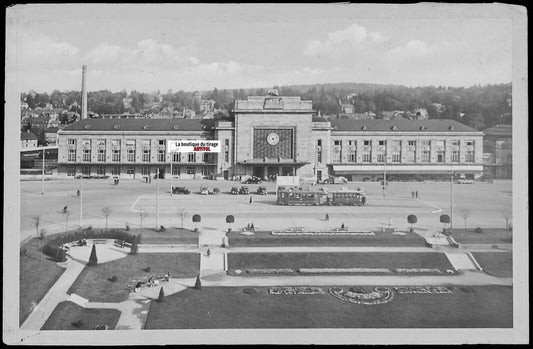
(6, 3), (514, 93)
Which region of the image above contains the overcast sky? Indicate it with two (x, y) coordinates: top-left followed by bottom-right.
(7, 4), (513, 93)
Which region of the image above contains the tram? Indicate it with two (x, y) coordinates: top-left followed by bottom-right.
(277, 188), (367, 206)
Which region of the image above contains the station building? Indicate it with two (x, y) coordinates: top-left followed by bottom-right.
(57, 93), (484, 181)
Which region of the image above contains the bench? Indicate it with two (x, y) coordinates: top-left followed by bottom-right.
(113, 240), (132, 248)
(92, 239), (108, 244)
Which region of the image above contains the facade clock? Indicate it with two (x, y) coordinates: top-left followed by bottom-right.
(266, 132), (280, 146)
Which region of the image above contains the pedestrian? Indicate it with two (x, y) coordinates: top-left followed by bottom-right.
(77, 190), (80, 197)
(341, 223), (345, 229)
(63, 205), (68, 213)
(415, 190), (419, 199)
(207, 248), (211, 257)
(149, 176), (151, 183)
(249, 196), (253, 204)
(251, 223), (255, 230)
(411, 191), (414, 198)
(325, 213), (329, 221)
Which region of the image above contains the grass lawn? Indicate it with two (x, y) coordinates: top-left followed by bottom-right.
(228, 230), (427, 247)
(472, 252), (513, 277)
(450, 228), (512, 245)
(227, 252), (454, 275)
(144, 285), (512, 329)
(19, 239), (66, 326)
(67, 253), (199, 303)
(41, 301), (121, 330)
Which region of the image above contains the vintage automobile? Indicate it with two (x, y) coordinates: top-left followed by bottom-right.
(239, 186), (250, 195)
(244, 176), (262, 184)
(257, 186), (268, 195)
(200, 186), (209, 195)
(230, 187), (239, 195)
(172, 186), (191, 194)
(209, 187), (220, 195)
(457, 178), (474, 184)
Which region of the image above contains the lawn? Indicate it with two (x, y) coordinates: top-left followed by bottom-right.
(19, 239), (66, 326)
(450, 228), (512, 245)
(144, 285), (512, 329)
(228, 230), (427, 247)
(227, 252), (454, 275)
(41, 301), (121, 330)
(472, 252), (513, 277)
(67, 253), (200, 303)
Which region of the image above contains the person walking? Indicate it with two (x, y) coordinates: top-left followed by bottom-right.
(325, 213), (329, 221)
(207, 248), (211, 257)
(415, 190), (419, 199)
(249, 196), (253, 204)
(411, 191), (415, 198)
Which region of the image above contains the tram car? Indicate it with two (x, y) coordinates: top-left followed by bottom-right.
(328, 189), (367, 206)
(277, 188), (367, 206)
(277, 189), (322, 206)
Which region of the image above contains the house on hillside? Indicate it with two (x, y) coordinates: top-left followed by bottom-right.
(44, 127), (60, 145)
(21, 131), (38, 148)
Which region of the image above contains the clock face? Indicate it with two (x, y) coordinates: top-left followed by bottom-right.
(266, 132), (280, 146)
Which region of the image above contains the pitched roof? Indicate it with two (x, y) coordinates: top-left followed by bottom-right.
(60, 118), (216, 132)
(21, 131), (38, 140)
(44, 127), (59, 133)
(483, 124), (512, 137)
(331, 119), (481, 132)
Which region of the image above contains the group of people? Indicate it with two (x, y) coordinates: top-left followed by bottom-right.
(77, 238), (87, 246)
(133, 272), (172, 292)
(411, 190), (420, 199)
(114, 177), (120, 185)
(245, 223), (255, 231)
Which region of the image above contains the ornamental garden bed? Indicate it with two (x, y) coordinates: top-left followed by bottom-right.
(449, 228), (512, 245)
(67, 253), (199, 303)
(227, 230), (427, 247)
(471, 252), (513, 277)
(41, 301), (121, 330)
(226, 252), (455, 276)
(144, 285), (512, 329)
(19, 239), (66, 326)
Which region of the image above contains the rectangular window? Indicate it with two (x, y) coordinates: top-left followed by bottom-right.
(98, 149), (106, 162)
(186, 167), (195, 175)
(391, 153), (401, 163)
(362, 153), (372, 163)
(364, 140), (371, 146)
(96, 167), (105, 175)
(421, 140), (430, 147)
(82, 149), (91, 162)
(377, 153), (385, 163)
(67, 168), (76, 176)
(465, 150), (475, 163)
(437, 150), (445, 163)
(333, 140), (342, 162)
(188, 153), (196, 163)
(347, 141), (356, 163)
(452, 140), (460, 147)
(317, 139), (322, 163)
(406, 150), (416, 163)
(202, 167), (210, 176)
(451, 150), (459, 163)
(408, 140), (416, 146)
(172, 167), (180, 176)
(141, 167), (150, 176)
(142, 150), (150, 162)
(378, 140), (386, 146)
(82, 166), (91, 176)
(68, 149), (76, 162)
(111, 166), (120, 176)
(112, 149), (120, 162)
(172, 153), (181, 163)
(127, 149), (135, 162)
(421, 150), (430, 163)
(466, 141), (474, 146)
(126, 168), (135, 175)
(68, 139), (76, 145)
(159, 140), (165, 146)
(158, 150), (165, 162)
(224, 139), (230, 162)
(202, 153), (210, 163)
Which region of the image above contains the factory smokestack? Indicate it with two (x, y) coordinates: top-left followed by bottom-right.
(81, 65), (87, 120)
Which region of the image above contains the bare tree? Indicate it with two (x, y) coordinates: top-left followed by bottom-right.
(502, 209), (512, 238)
(101, 207), (112, 229)
(177, 209), (189, 229)
(457, 208), (471, 231)
(139, 211), (149, 234)
(31, 215), (41, 239)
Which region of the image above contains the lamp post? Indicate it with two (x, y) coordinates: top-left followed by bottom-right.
(41, 149), (45, 195)
(170, 154), (173, 196)
(79, 171), (83, 227)
(156, 168), (159, 228)
(449, 170), (454, 234)
(382, 159), (387, 197)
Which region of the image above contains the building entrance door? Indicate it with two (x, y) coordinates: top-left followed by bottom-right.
(253, 166), (263, 178)
(224, 170), (229, 180)
(316, 170), (322, 183)
(158, 168), (165, 179)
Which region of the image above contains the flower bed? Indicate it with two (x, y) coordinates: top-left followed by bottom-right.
(246, 268), (295, 275)
(394, 268), (443, 274)
(329, 287), (395, 305)
(299, 268), (392, 274)
(393, 286), (453, 294)
(268, 287), (325, 295)
(271, 231), (375, 237)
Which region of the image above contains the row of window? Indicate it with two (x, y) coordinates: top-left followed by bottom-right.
(328, 149), (474, 164)
(68, 139), (167, 147)
(67, 149), (214, 163)
(67, 166), (212, 177)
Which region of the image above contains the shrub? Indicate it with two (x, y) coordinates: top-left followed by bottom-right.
(440, 214), (450, 224)
(108, 276), (118, 282)
(71, 320), (84, 329)
(88, 245), (98, 266)
(194, 275), (202, 290)
(143, 267), (151, 273)
(125, 222), (130, 231)
(20, 247), (28, 256)
(158, 287), (165, 303)
(159, 225), (166, 232)
(474, 226), (483, 234)
(54, 248), (67, 262)
(130, 236), (139, 255)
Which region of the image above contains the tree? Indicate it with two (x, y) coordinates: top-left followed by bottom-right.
(31, 216), (41, 256)
(130, 235), (139, 254)
(139, 211), (148, 234)
(177, 209), (189, 229)
(192, 214), (201, 231)
(457, 208), (471, 231)
(88, 244), (98, 266)
(101, 207), (112, 229)
(440, 214), (451, 233)
(158, 287), (165, 303)
(502, 210), (512, 238)
(407, 215), (417, 233)
(38, 229), (47, 261)
(194, 274), (202, 290)
(226, 215), (235, 232)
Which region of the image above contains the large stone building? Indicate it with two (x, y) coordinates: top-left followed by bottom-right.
(57, 93), (484, 181)
(483, 124), (512, 179)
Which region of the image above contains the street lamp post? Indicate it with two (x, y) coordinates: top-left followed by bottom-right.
(41, 150), (45, 195)
(450, 170), (454, 234)
(79, 173), (83, 227)
(156, 168), (159, 228)
(382, 159), (387, 197)
(170, 154), (173, 196)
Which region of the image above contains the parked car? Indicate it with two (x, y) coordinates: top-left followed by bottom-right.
(239, 186), (250, 195)
(209, 187), (220, 195)
(172, 186), (191, 194)
(320, 176), (348, 184)
(200, 186), (209, 195)
(230, 187), (239, 195)
(244, 176), (262, 184)
(257, 186), (268, 195)
(457, 178), (474, 184)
